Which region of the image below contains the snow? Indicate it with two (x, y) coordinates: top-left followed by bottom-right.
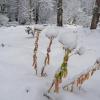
(41, 26), (58, 39)
(0, 25), (100, 100)
(75, 47), (86, 55)
(0, 14), (9, 26)
(58, 29), (77, 50)
(34, 24), (45, 31)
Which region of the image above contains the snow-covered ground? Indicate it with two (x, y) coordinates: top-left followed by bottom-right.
(0, 25), (100, 100)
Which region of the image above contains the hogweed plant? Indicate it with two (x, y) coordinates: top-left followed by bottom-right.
(32, 28), (41, 75)
(40, 26), (58, 76)
(41, 36), (56, 76)
(63, 58), (100, 92)
(47, 48), (72, 93)
(47, 31), (77, 93)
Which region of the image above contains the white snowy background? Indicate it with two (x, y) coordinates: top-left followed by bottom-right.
(0, 25), (100, 100)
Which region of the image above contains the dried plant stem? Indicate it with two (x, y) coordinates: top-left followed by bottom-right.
(41, 38), (53, 76)
(47, 49), (71, 93)
(32, 31), (40, 75)
(63, 61), (100, 92)
(48, 80), (55, 93)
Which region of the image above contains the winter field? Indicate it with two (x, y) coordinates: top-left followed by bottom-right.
(0, 25), (100, 100)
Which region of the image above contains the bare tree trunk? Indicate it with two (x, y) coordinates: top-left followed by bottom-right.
(90, 13), (99, 29)
(29, 0), (32, 23)
(90, 0), (100, 29)
(34, 0), (40, 24)
(57, 0), (63, 26)
(96, 0), (100, 6)
(35, 5), (39, 24)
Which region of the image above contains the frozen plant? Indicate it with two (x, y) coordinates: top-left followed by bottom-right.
(96, 57), (100, 70)
(41, 26), (58, 76)
(25, 27), (34, 37)
(32, 25), (45, 75)
(47, 31), (77, 93)
(48, 49), (71, 93)
(63, 58), (100, 92)
(32, 28), (41, 75)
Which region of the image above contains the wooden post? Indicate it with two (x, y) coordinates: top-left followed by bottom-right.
(90, 0), (100, 29)
(57, 0), (63, 26)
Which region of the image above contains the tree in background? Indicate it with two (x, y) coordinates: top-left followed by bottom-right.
(0, 0), (97, 26)
(63, 0), (96, 27)
(57, 0), (63, 26)
(34, 0), (40, 24)
(90, 0), (100, 29)
(41, 0), (53, 24)
(7, 0), (18, 21)
(81, 0), (95, 16)
(29, 0), (32, 23)
(0, 0), (8, 14)
(18, 0), (30, 24)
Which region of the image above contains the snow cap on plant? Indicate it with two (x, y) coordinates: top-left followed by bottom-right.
(59, 30), (77, 50)
(41, 26), (58, 39)
(34, 25), (45, 31)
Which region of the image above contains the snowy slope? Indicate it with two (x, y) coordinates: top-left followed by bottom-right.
(0, 25), (100, 100)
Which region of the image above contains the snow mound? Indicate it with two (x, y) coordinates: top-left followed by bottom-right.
(41, 26), (58, 39)
(0, 14), (9, 26)
(59, 30), (77, 50)
(7, 21), (19, 27)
